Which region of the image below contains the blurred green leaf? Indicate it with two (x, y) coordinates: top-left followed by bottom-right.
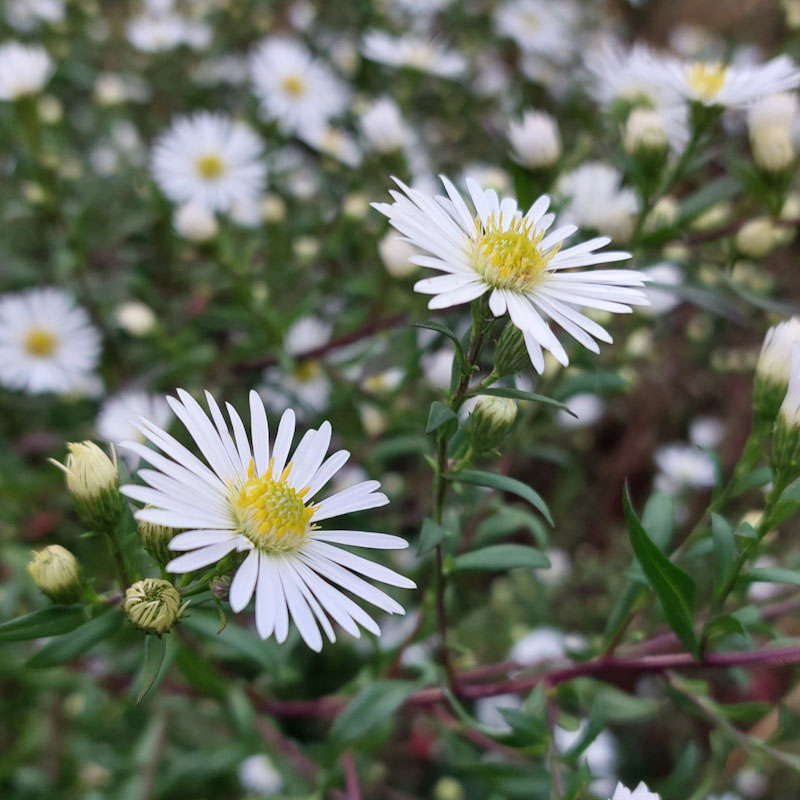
(137, 634), (167, 704)
(744, 567), (800, 586)
(447, 469), (553, 525)
(27, 609), (122, 668)
(417, 517), (446, 555)
(624, 485), (698, 658)
(330, 680), (417, 743)
(711, 513), (736, 603)
(451, 544), (550, 572)
(414, 320), (464, 363)
(0, 604), (86, 642)
(426, 401), (457, 433)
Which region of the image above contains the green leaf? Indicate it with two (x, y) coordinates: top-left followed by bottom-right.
(137, 635), (167, 704)
(414, 320), (465, 362)
(678, 175), (739, 221)
(426, 401), (458, 434)
(623, 485), (699, 658)
(711, 513), (736, 603)
(417, 517), (446, 555)
(733, 465), (773, 496)
(641, 492), (674, 550)
(472, 387), (573, 414)
(27, 609), (122, 668)
(0, 604), (86, 642)
(330, 680), (417, 743)
(744, 567), (800, 586)
(451, 544), (550, 573)
(602, 583), (646, 646)
(447, 469), (553, 525)
(175, 644), (228, 700)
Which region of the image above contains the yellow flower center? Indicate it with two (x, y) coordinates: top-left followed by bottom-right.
(472, 213), (559, 292)
(231, 460), (315, 552)
(195, 153), (225, 180)
(282, 74), (307, 96)
(292, 360), (321, 382)
(24, 327), (57, 357)
(685, 62), (727, 102)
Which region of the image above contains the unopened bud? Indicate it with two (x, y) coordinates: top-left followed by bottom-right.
(754, 317), (800, 422)
(27, 545), (81, 603)
(508, 110), (562, 169)
(125, 578), (186, 634)
(748, 93), (798, 173)
(469, 395), (518, 453)
(494, 323), (529, 376)
(434, 777), (465, 800)
(212, 574), (231, 601)
(138, 510), (177, 565)
(50, 442), (122, 531)
(736, 217), (782, 259)
(173, 202), (217, 242)
(378, 230), (419, 278)
(624, 108), (668, 156)
(773, 347), (800, 474)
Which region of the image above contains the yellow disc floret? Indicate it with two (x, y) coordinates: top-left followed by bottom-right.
(232, 460), (315, 552)
(195, 153), (226, 180)
(473, 212), (559, 292)
(282, 75), (307, 96)
(685, 62), (727, 102)
(24, 327), (57, 357)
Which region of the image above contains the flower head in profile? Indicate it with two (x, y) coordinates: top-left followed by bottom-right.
(0, 287), (101, 395)
(664, 54), (800, 108)
(494, 0), (578, 63)
(0, 41), (53, 100)
(121, 390), (415, 651)
(151, 111), (266, 212)
(362, 31), (466, 79)
(373, 176), (648, 373)
(249, 36), (350, 135)
(609, 782), (660, 800)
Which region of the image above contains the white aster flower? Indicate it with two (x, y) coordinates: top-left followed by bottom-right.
(494, 0), (578, 63)
(5, 0), (64, 32)
(97, 391), (172, 452)
(259, 361), (331, 418)
(238, 754), (283, 797)
(285, 315), (332, 357)
(689, 416), (724, 449)
(748, 92), (798, 172)
(374, 176), (647, 373)
(362, 31), (466, 79)
(508, 626), (569, 664)
(654, 442), (716, 492)
(121, 390), (415, 651)
(556, 392), (605, 429)
(663, 54), (800, 108)
(610, 782), (660, 800)
(151, 111), (266, 212)
(0, 287), (101, 395)
(557, 162), (641, 242)
(556, 722), (618, 795)
(249, 36), (350, 135)
(640, 262), (683, 316)
(0, 42), (53, 100)
(300, 125), (362, 168)
(126, 14), (186, 52)
(359, 96), (412, 154)
(474, 693), (523, 734)
(508, 110), (562, 169)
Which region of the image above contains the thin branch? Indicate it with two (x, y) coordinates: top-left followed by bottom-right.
(343, 750), (362, 800)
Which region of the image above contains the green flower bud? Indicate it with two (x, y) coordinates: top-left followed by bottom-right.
(469, 395), (518, 453)
(50, 442), (122, 531)
(125, 578), (186, 635)
(137, 508), (178, 565)
(773, 347), (800, 476)
(434, 777), (465, 800)
(754, 317), (800, 423)
(27, 545), (82, 603)
(494, 324), (529, 376)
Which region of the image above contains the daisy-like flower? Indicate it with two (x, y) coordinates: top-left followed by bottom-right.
(494, 0), (578, 63)
(609, 782), (660, 800)
(151, 111), (266, 212)
(0, 287), (101, 395)
(362, 31), (466, 79)
(97, 390), (172, 462)
(249, 36), (350, 135)
(120, 390), (415, 651)
(373, 176), (648, 373)
(0, 42), (53, 100)
(663, 54), (800, 108)
(126, 13), (186, 53)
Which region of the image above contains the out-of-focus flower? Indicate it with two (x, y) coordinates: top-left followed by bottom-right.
(28, 545), (81, 603)
(359, 97), (412, 154)
(238, 754), (283, 797)
(556, 722), (618, 796)
(126, 14), (186, 52)
(654, 442), (716, 492)
(640, 262), (683, 316)
(474, 693), (523, 733)
(378, 230), (419, 278)
(735, 217), (785, 258)
(300, 126), (362, 168)
(0, 287), (101, 395)
(494, 0), (578, 63)
(173, 202), (218, 241)
(5, 0), (64, 32)
(557, 162), (640, 241)
(362, 31), (466, 79)
(748, 92), (798, 172)
(556, 392), (605, 429)
(0, 42), (53, 99)
(689, 416), (724, 449)
(508, 110), (562, 169)
(151, 111), (266, 212)
(624, 108), (669, 155)
(609, 782), (660, 800)
(375, 176), (647, 374)
(97, 391), (172, 454)
(249, 36), (350, 135)
(114, 301), (157, 337)
(121, 390), (414, 650)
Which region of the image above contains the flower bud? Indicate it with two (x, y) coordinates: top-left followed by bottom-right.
(736, 217), (784, 259)
(27, 545), (82, 603)
(748, 93), (798, 173)
(173, 202), (218, 242)
(624, 108), (668, 156)
(125, 578), (186, 635)
(494, 323), (529, 376)
(114, 301), (156, 337)
(137, 510), (177, 565)
(754, 317), (800, 422)
(508, 110), (562, 169)
(434, 777), (465, 800)
(378, 230), (419, 278)
(773, 346), (800, 474)
(50, 442), (122, 531)
(359, 97), (410, 154)
(469, 396), (517, 453)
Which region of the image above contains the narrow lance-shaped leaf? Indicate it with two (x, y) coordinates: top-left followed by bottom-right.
(330, 680), (418, 743)
(137, 634), (167, 704)
(623, 484), (699, 658)
(451, 544), (550, 573)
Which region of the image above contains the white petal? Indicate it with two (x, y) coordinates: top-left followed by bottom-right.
(308, 541), (416, 588)
(166, 539), (239, 573)
(168, 530), (240, 551)
(304, 450), (350, 499)
(278, 561), (323, 651)
(229, 549), (259, 612)
(271, 408), (296, 478)
(249, 390), (269, 476)
(311, 530), (410, 549)
(427, 281), (488, 310)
